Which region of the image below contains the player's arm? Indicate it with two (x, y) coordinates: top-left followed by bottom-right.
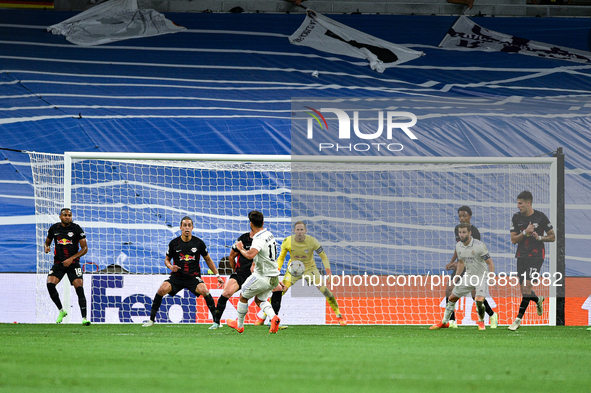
(165, 254), (179, 272)
(229, 248), (239, 271)
(485, 257), (495, 275)
(533, 228), (555, 243)
(204, 254), (225, 287)
(317, 248), (332, 275)
(455, 259), (465, 276)
(236, 240), (259, 260)
(277, 243), (288, 271)
(511, 220), (536, 244)
(63, 238), (88, 267)
(510, 230), (524, 244)
(44, 226), (54, 253)
(44, 236), (52, 253)
(445, 249), (458, 270)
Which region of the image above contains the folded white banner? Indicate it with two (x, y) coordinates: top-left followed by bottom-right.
(289, 10), (424, 73)
(439, 16), (591, 63)
(47, 0), (185, 46)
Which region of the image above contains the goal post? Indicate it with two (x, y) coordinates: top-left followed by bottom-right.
(29, 152), (561, 325)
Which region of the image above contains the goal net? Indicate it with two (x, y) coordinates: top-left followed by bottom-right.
(29, 152), (557, 325)
(291, 157), (558, 326)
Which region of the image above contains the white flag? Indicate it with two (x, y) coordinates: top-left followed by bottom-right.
(289, 10), (424, 73)
(439, 16), (591, 63)
(47, 0), (185, 46)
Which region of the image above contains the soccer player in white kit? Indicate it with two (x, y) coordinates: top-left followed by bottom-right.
(430, 222), (495, 331)
(226, 211), (282, 334)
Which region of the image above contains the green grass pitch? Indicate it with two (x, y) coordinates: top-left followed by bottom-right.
(1, 324), (589, 393)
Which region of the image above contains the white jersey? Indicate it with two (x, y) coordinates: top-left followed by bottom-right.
(250, 228), (279, 277)
(455, 238), (491, 278)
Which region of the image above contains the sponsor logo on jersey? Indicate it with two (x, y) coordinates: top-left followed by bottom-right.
(57, 238), (73, 245)
(179, 253), (195, 261)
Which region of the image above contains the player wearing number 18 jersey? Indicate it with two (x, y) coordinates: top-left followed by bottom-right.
(44, 208), (90, 325)
(226, 211), (282, 334)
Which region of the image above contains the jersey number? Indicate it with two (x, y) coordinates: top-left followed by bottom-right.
(268, 243), (276, 262)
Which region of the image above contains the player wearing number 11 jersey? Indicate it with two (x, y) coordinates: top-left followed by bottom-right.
(226, 211), (282, 334)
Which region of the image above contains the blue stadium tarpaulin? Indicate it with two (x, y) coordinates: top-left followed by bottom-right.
(0, 11), (590, 276)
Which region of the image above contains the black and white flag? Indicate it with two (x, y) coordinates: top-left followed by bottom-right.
(439, 16), (591, 63)
(289, 10), (424, 72)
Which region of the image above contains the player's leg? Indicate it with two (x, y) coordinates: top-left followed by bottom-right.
(69, 264), (90, 326)
(255, 294), (276, 326)
(211, 277), (240, 328)
(510, 258), (543, 330)
(257, 272), (298, 325)
(474, 296), (486, 330)
(444, 293), (461, 323)
(431, 279), (471, 330)
(143, 281), (173, 326)
(475, 298), (486, 320)
(527, 259), (545, 316)
(47, 267), (67, 323)
(431, 292), (460, 330)
(469, 288), (492, 314)
(445, 268), (458, 327)
(194, 280), (217, 322)
(227, 275), (260, 332)
(510, 259), (534, 330)
(255, 276), (280, 333)
(254, 284), (282, 325)
(309, 267), (346, 325)
(71, 278), (90, 326)
(234, 275), (279, 333)
(226, 294), (248, 333)
(270, 283), (290, 329)
(473, 281), (489, 330)
(318, 285), (346, 325)
(470, 288), (497, 328)
(444, 282), (471, 324)
(271, 288), (283, 315)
